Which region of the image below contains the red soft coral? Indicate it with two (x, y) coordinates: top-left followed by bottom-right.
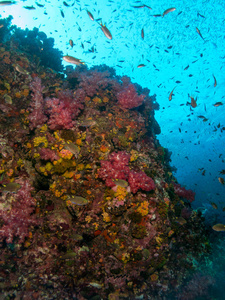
(117, 84), (145, 109)
(173, 183), (195, 202)
(98, 151), (155, 193)
(128, 170), (155, 194)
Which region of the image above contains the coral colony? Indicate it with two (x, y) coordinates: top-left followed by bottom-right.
(0, 17), (213, 299)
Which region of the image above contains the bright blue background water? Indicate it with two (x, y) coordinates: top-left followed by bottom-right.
(1, 0), (225, 222)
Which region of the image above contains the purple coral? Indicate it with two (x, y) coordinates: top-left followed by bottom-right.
(0, 180), (38, 244)
(29, 77), (48, 130)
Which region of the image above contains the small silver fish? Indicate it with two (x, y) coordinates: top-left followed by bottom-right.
(68, 195), (89, 206)
(15, 64), (29, 75)
(87, 10), (94, 21)
(196, 27), (204, 40)
(162, 7), (176, 17)
(63, 55), (85, 65)
(99, 23), (112, 40)
(89, 282), (103, 289)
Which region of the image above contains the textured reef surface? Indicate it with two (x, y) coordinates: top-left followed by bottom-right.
(0, 18), (213, 300)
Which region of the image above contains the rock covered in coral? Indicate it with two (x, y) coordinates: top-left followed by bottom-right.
(0, 22), (210, 300)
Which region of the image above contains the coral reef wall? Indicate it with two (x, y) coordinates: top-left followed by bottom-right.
(0, 21), (211, 300)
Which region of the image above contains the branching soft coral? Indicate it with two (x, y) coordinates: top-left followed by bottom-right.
(173, 183), (195, 202)
(29, 77), (48, 130)
(98, 151), (155, 193)
(0, 180), (38, 244)
(117, 83), (145, 109)
(45, 89), (84, 130)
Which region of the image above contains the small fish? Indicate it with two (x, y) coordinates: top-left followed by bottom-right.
(212, 224), (225, 232)
(218, 177), (225, 185)
(79, 119), (97, 127)
(175, 217), (187, 225)
(0, 1), (16, 5)
(98, 22), (112, 40)
(219, 170), (225, 175)
(197, 12), (205, 18)
(89, 282), (103, 289)
(64, 142), (80, 158)
(212, 74), (217, 87)
(210, 202), (218, 209)
(0, 182), (21, 193)
(131, 4), (152, 9)
(169, 87), (176, 101)
(162, 7), (176, 17)
(112, 179), (128, 188)
(63, 1), (69, 6)
(213, 102), (223, 107)
(63, 55), (85, 65)
(69, 39), (73, 48)
(137, 64), (146, 68)
(196, 27), (204, 40)
(23, 5), (35, 10)
(35, 2), (44, 7)
(87, 10), (94, 21)
(60, 252), (77, 259)
(141, 28), (144, 39)
(14, 64), (29, 75)
(60, 9), (64, 18)
(188, 95), (197, 108)
(68, 196), (89, 206)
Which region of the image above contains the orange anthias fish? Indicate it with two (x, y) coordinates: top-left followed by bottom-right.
(169, 87), (176, 101)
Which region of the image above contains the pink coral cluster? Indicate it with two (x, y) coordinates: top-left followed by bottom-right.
(173, 183), (195, 202)
(29, 77), (48, 130)
(117, 83), (145, 109)
(128, 170), (155, 193)
(45, 89), (85, 130)
(0, 180), (38, 244)
(98, 151), (155, 193)
(39, 148), (59, 161)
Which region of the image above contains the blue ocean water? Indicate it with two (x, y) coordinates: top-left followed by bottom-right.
(1, 0), (225, 298)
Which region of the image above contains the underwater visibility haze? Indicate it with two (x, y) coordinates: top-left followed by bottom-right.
(0, 0), (225, 299)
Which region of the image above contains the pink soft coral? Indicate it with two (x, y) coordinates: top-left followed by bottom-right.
(128, 170), (155, 194)
(45, 89), (84, 130)
(98, 151), (155, 193)
(173, 183), (195, 202)
(0, 180), (38, 244)
(117, 84), (145, 109)
(29, 77), (48, 130)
